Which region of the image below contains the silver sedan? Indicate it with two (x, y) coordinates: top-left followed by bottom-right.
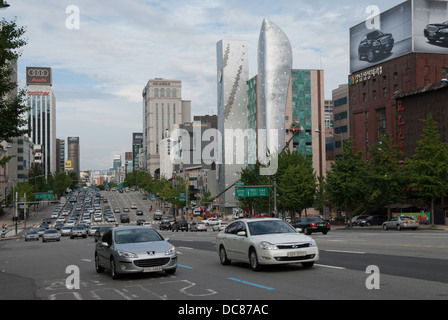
(42, 228), (61, 242)
(216, 218), (319, 271)
(95, 226), (177, 279)
(382, 216), (419, 231)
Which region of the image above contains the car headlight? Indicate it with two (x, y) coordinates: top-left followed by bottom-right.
(165, 246), (176, 255)
(259, 241), (278, 250)
(440, 28), (448, 34)
(309, 239), (317, 247)
(117, 251), (138, 258)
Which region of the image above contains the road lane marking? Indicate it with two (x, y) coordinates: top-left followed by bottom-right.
(315, 264), (346, 270)
(325, 250), (366, 254)
(178, 264), (194, 269)
(228, 277), (275, 291)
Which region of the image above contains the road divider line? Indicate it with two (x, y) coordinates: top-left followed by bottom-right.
(228, 277), (275, 291)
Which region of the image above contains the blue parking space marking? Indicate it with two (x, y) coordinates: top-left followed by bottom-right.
(227, 277), (275, 291)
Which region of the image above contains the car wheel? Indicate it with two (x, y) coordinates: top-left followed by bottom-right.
(219, 246), (231, 265)
(95, 254), (104, 273)
(110, 258), (119, 280)
(383, 224), (388, 231)
(304, 228), (311, 235)
(249, 248), (261, 271)
(397, 224), (402, 231)
(301, 261), (314, 268)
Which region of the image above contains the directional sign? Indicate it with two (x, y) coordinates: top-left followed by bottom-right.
(235, 187), (269, 198)
(34, 193), (54, 200)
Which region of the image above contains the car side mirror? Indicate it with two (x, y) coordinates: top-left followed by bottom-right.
(237, 231), (246, 237)
(100, 242), (109, 247)
(296, 228), (304, 233)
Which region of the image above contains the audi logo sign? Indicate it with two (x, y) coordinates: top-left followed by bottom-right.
(26, 67), (52, 86)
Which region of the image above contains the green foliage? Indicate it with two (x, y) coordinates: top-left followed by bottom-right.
(405, 114), (448, 225)
(0, 18), (29, 146)
(325, 139), (368, 216)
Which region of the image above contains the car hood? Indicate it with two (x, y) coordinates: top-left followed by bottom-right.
(250, 233), (313, 245)
(114, 241), (173, 254)
(427, 23), (448, 28)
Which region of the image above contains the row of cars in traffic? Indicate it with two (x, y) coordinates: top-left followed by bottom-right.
(93, 217), (321, 279)
(158, 216), (228, 232)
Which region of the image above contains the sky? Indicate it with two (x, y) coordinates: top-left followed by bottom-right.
(2, 0), (404, 171)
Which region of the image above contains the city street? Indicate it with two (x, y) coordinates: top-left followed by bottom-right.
(1, 190), (447, 302)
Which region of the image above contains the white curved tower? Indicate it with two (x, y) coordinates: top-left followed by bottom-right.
(258, 19), (292, 159)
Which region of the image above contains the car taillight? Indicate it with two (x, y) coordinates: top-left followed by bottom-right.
(310, 223), (316, 227)
(326, 223), (330, 227)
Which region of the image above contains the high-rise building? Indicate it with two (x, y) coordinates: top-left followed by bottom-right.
(56, 139), (65, 172)
(217, 20), (327, 212)
(26, 67), (56, 178)
(142, 79), (191, 177)
(67, 137), (80, 180)
(217, 39), (250, 209)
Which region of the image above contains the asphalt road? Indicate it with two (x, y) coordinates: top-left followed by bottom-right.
(1, 190), (447, 303)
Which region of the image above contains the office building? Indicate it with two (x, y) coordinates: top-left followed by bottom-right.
(142, 79), (191, 178)
(67, 137), (80, 180)
(26, 66), (56, 178)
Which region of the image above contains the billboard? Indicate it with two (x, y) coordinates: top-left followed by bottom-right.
(350, 0), (448, 74)
(26, 67), (52, 86)
(350, 1), (413, 73)
(414, 0), (448, 53)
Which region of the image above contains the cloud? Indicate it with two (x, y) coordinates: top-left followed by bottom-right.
(3, 0), (404, 170)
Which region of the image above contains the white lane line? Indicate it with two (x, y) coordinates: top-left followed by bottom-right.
(315, 264), (346, 270)
(325, 250), (366, 254)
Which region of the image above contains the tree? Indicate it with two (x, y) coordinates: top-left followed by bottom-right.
(276, 149), (316, 219)
(406, 114), (448, 225)
(326, 139), (369, 223)
(0, 18), (29, 148)
(367, 134), (409, 219)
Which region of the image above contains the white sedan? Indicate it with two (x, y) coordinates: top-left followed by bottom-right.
(205, 217), (221, 226)
(212, 222), (228, 231)
(216, 218), (319, 271)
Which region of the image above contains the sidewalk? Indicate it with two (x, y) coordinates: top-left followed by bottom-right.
(0, 204), (44, 240)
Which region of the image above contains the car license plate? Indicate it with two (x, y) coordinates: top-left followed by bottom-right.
(288, 251), (306, 258)
(143, 266), (163, 272)
(318, 223), (324, 227)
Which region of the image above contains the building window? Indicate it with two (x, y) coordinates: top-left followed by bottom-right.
(363, 93), (367, 102)
(154, 88), (159, 97)
(377, 108), (386, 139)
(383, 87), (388, 98)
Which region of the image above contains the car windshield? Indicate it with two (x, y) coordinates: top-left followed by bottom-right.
(114, 228), (163, 244)
(248, 220), (297, 236)
(46, 229), (58, 234)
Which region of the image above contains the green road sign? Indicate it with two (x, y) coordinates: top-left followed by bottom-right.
(235, 187), (269, 198)
(34, 193), (54, 200)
